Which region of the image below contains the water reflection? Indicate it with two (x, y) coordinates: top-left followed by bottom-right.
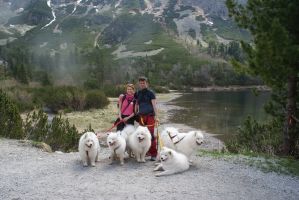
(169, 90), (271, 141)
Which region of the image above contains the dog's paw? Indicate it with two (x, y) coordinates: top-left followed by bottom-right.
(155, 173), (161, 177)
(91, 163), (96, 167)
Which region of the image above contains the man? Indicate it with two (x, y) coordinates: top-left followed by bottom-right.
(135, 76), (159, 161)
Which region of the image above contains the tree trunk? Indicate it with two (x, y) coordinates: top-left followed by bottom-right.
(283, 74), (297, 155)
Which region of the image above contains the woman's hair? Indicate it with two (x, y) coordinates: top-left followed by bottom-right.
(126, 83), (135, 91)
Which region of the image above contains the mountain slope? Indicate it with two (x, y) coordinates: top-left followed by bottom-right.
(0, 0), (257, 87)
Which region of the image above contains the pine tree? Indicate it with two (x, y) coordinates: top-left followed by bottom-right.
(18, 64), (29, 84)
(226, 0), (299, 155)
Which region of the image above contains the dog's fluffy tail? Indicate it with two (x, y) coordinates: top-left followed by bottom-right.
(122, 125), (135, 137)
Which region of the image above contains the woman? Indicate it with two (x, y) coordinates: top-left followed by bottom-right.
(115, 83), (136, 131)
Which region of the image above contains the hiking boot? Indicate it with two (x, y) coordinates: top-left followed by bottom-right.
(150, 156), (156, 161)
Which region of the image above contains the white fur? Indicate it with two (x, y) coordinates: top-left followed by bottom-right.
(120, 125), (136, 142)
(128, 126), (152, 163)
(79, 132), (100, 167)
(161, 127), (204, 159)
(154, 147), (189, 176)
(107, 131), (126, 165)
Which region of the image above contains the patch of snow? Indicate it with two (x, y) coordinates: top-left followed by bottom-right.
(60, 43), (67, 50)
(7, 24), (35, 36)
(207, 20), (213, 26)
(15, 8), (24, 13)
(41, 0), (57, 29)
(129, 10), (137, 15)
(112, 44), (164, 60)
(40, 42), (48, 48)
(53, 24), (62, 34)
(95, 4), (111, 14)
(50, 49), (57, 57)
(144, 40), (152, 45)
(71, 0), (82, 14)
(141, 0), (169, 17)
(0, 37), (17, 46)
(115, 0), (122, 8)
(0, 26), (13, 35)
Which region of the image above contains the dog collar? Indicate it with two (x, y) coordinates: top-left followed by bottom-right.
(173, 136), (186, 145)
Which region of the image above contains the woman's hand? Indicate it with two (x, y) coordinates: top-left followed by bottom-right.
(123, 116), (130, 122)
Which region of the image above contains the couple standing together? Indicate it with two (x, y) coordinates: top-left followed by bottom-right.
(116, 76), (159, 161)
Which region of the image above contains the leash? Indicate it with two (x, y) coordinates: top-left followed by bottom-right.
(156, 122), (164, 149)
(167, 131), (186, 145)
(97, 119), (124, 137)
(105, 119), (124, 133)
(173, 136), (186, 145)
(139, 116), (156, 127)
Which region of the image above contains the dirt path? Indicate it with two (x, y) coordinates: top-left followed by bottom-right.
(0, 139), (298, 200)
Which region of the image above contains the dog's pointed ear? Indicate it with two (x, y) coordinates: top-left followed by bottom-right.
(84, 133), (88, 139)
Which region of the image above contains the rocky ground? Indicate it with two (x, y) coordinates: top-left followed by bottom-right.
(0, 139), (298, 200)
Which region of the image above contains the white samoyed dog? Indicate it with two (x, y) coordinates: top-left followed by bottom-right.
(107, 131), (126, 165)
(128, 126), (152, 163)
(106, 125), (134, 165)
(79, 132), (100, 167)
(161, 127), (204, 160)
(154, 147), (189, 177)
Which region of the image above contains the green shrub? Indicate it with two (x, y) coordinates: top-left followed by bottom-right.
(103, 85), (124, 97)
(227, 116), (283, 155)
(33, 86), (86, 113)
(83, 78), (101, 89)
(0, 89), (24, 139)
(24, 110), (49, 141)
(46, 115), (80, 152)
(24, 110), (80, 152)
(6, 88), (35, 112)
(85, 90), (109, 109)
